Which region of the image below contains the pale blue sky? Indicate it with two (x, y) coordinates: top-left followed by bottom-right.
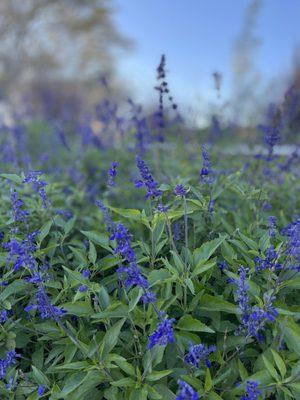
(114, 0), (300, 113)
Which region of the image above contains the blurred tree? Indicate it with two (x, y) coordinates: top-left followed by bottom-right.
(0, 0), (130, 96)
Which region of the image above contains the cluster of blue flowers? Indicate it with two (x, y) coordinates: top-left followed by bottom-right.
(255, 246), (279, 272)
(184, 343), (216, 368)
(97, 201), (178, 350)
(135, 156), (162, 198)
(78, 268), (90, 292)
(200, 146), (213, 182)
(4, 231), (39, 272)
(0, 350), (20, 381)
(176, 380), (199, 400)
(25, 284), (66, 321)
(241, 380), (262, 400)
(23, 171), (49, 207)
(107, 161), (119, 187)
(232, 267), (278, 340)
(282, 217), (300, 264)
(258, 103), (281, 158)
(268, 216), (277, 237)
(174, 184), (187, 197)
(97, 202), (156, 305)
(0, 310), (9, 324)
(148, 313), (175, 349)
(10, 190), (29, 223)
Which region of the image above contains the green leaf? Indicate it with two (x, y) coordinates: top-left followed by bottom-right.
(38, 220), (52, 243)
(80, 230), (110, 250)
(271, 349), (286, 378)
(177, 315), (214, 333)
(54, 361), (90, 371)
(59, 372), (87, 397)
(199, 294), (239, 314)
(0, 173), (23, 183)
(204, 368), (213, 392)
(238, 359), (248, 381)
(101, 318), (126, 357)
(193, 235), (227, 265)
(64, 216), (76, 235)
(192, 260), (216, 277)
(111, 378), (135, 387)
(60, 301), (94, 316)
(31, 365), (50, 387)
(262, 354), (280, 381)
(88, 241), (97, 264)
(279, 317), (300, 356)
(114, 359), (135, 376)
(146, 370), (172, 381)
(0, 280), (29, 301)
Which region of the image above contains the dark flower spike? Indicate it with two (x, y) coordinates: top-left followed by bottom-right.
(10, 190), (29, 223)
(241, 380), (262, 400)
(174, 184), (187, 197)
(23, 170), (49, 207)
(107, 161), (119, 187)
(148, 315), (175, 349)
(176, 380), (199, 400)
(0, 350), (20, 380)
(135, 156), (162, 199)
(184, 343), (216, 368)
(200, 145), (214, 184)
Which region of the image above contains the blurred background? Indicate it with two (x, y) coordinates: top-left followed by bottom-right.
(0, 0), (300, 146)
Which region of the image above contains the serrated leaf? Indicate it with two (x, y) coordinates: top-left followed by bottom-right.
(193, 236), (227, 265)
(271, 349), (286, 378)
(101, 318), (126, 358)
(177, 315), (214, 333)
(199, 294), (239, 314)
(204, 368), (212, 392)
(146, 370), (172, 382)
(262, 354), (280, 381)
(32, 365), (50, 387)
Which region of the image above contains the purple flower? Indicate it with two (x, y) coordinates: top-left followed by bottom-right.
(208, 198), (215, 214)
(141, 290), (157, 304)
(117, 263), (149, 289)
(148, 315), (175, 349)
(56, 209), (73, 219)
(174, 184), (187, 197)
(157, 203), (169, 212)
(176, 380), (199, 400)
(110, 223), (136, 263)
(232, 268), (278, 339)
(23, 171), (49, 207)
(38, 385), (46, 396)
(0, 350), (20, 380)
(255, 246), (278, 272)
(82, 269), (90, 279)
(258, 103), (281, 158)
(135, 156), (162, 199)
(241, 381), (262, 400)
(95, 200), (114, 233)
(282, 217), (300, 263)
(0, 310), (9, 324)
(27, 285), (66, 321)
(184, 343), (216, 368)
(218, 261), (228, 272)
(10, 190), (29, 223)
(4, 231), (39, 272)
(78, 284), (88, 292)
(200, 146), (214, 183)
(268, 216), (277, 237)
(107, 161), (119, 187)
(233, 267), (251, 317)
